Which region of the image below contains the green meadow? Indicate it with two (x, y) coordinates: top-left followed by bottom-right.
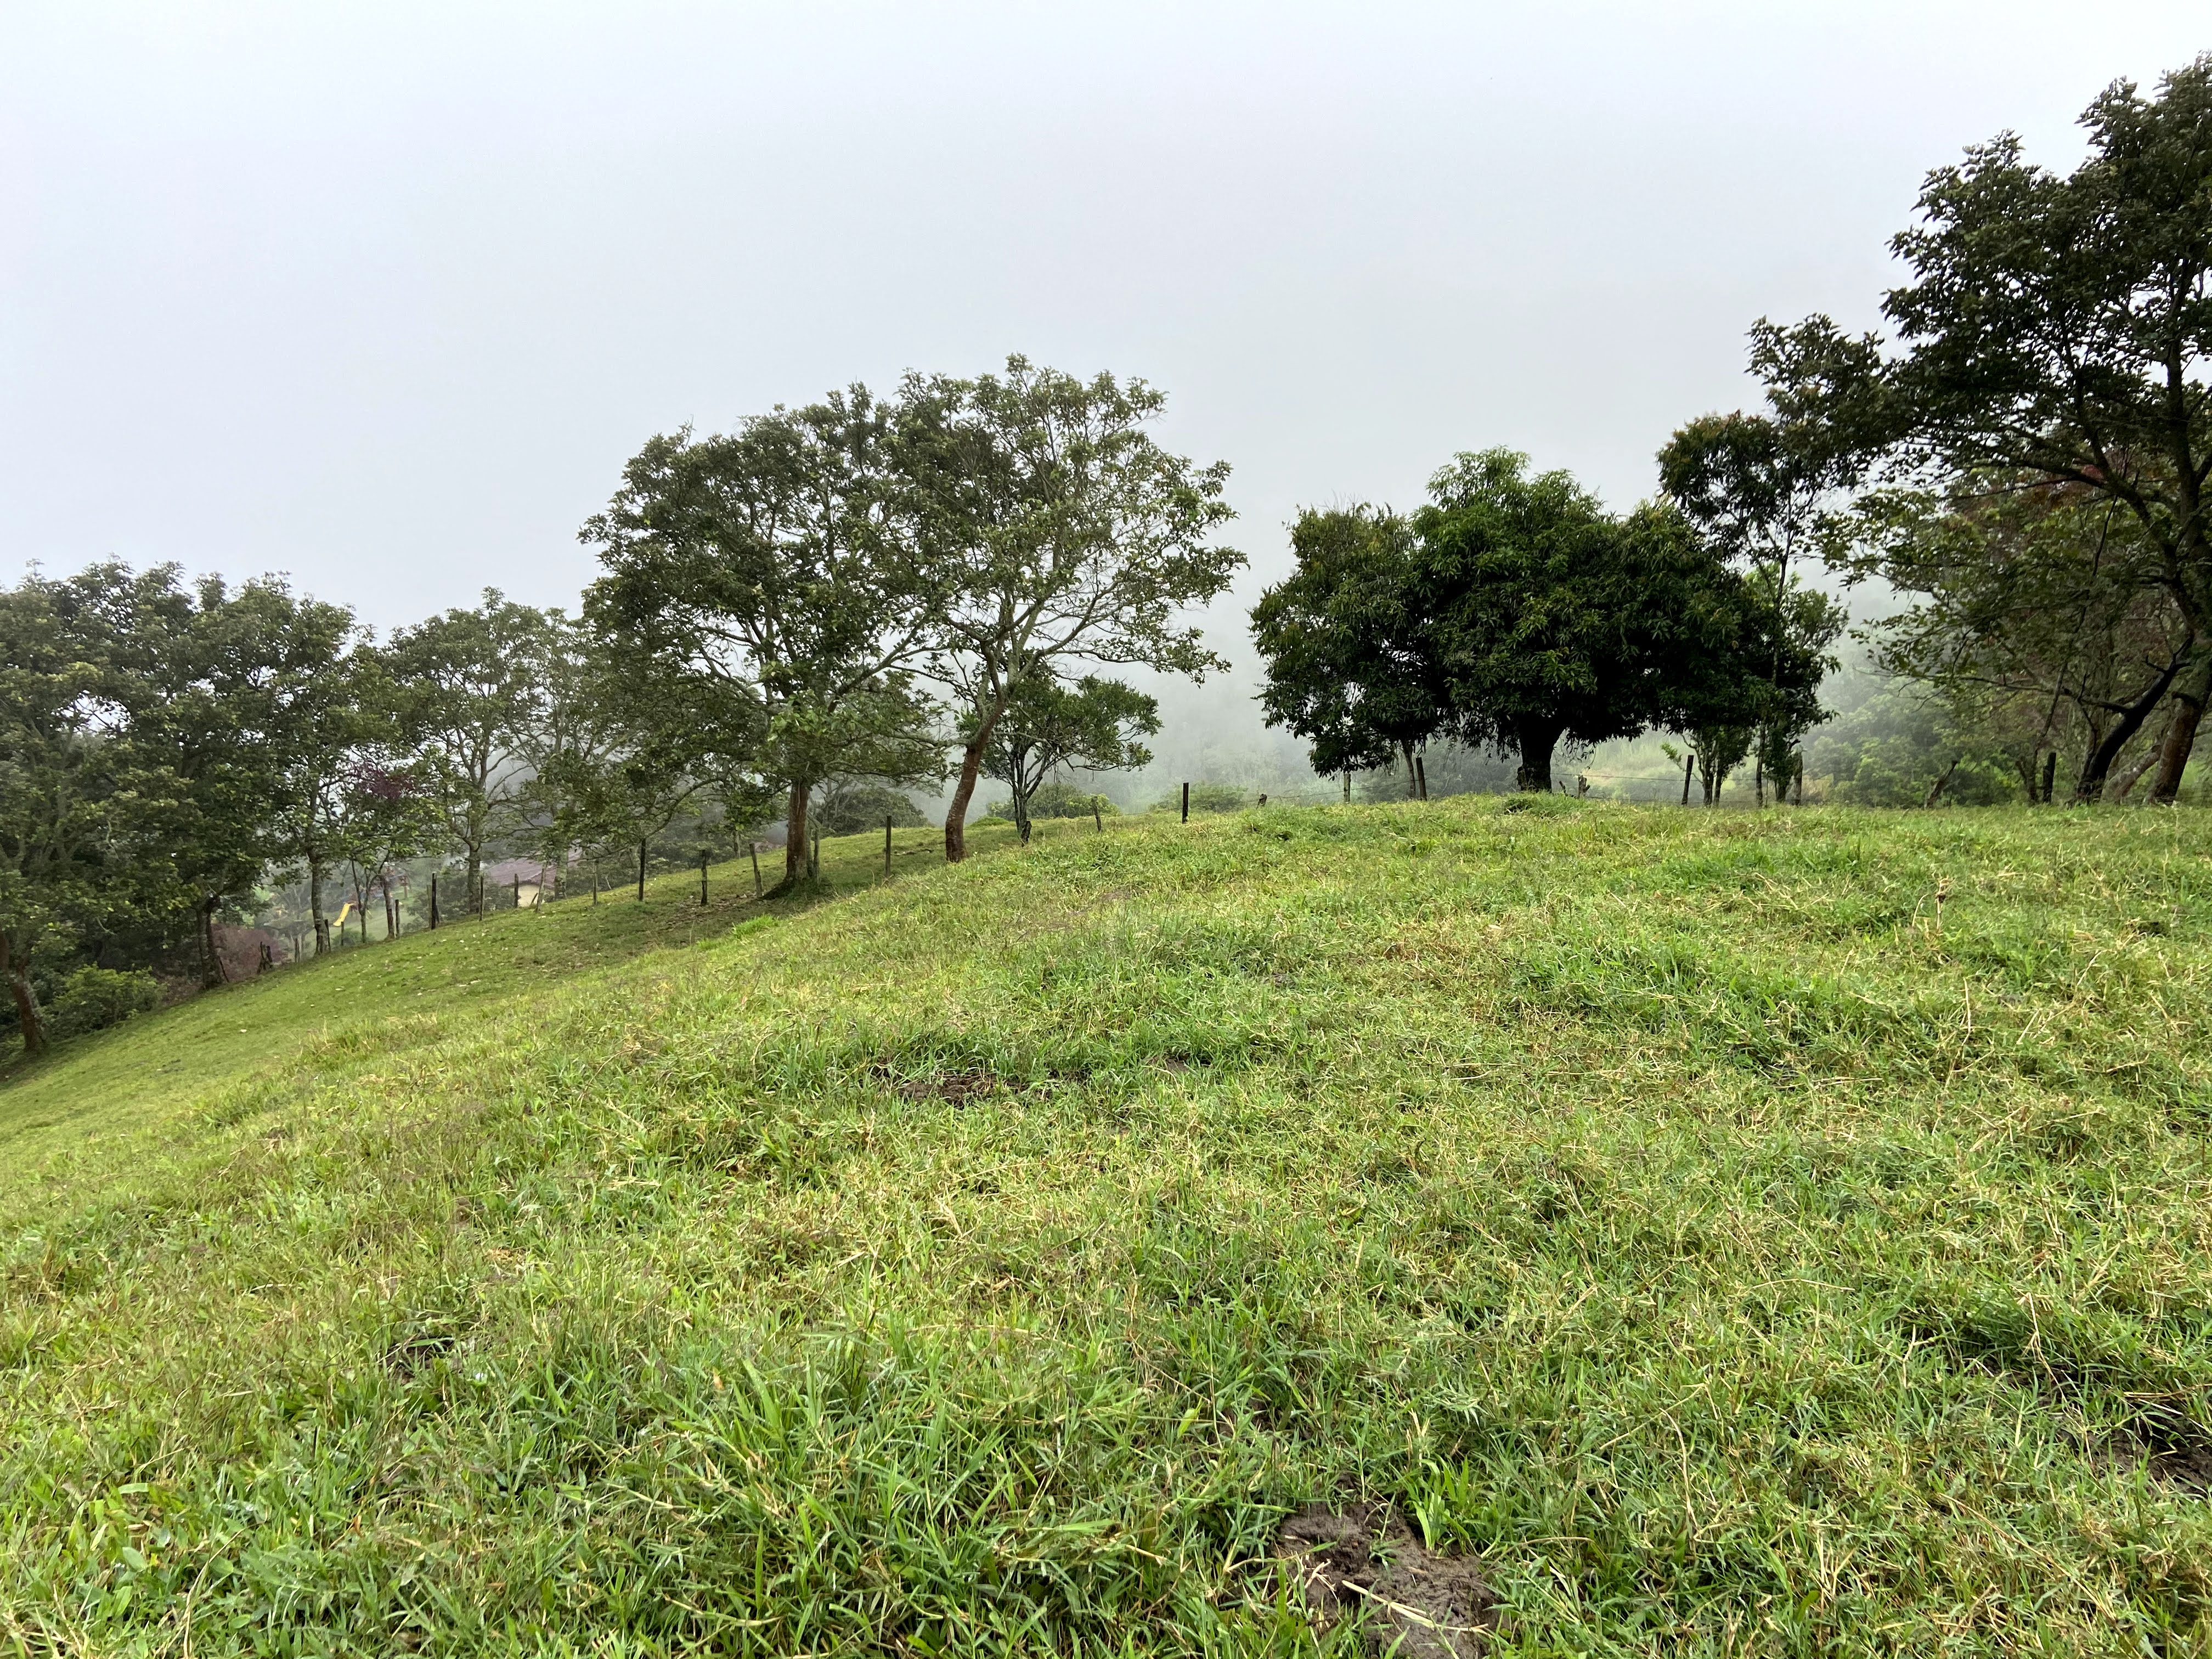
(4, 800), (2210, 1656)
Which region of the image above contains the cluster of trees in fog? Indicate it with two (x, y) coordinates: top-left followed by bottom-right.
(1251, 445), (1841, 802)
(1763, 55), (2212, 807)
(0, 359), (1238, 1054)
(1256, 56), (2212, 809)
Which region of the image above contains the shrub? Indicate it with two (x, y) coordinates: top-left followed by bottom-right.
(1150, 782), (1246, 814)
(815, 783), (929, 836)
(987, 780), (1121, 821)
(45, 967), (160, 1040)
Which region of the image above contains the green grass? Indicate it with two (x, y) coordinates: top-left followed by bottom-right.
(3, 799), (2210, 1655)
(0, 822), (963, 1166)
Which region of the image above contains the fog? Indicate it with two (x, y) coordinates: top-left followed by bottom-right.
(6, 2), (2205, 798)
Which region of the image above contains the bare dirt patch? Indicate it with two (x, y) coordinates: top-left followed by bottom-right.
(2095, 1409), (2212, 1494)
(1274, 1503), (1495, 1658)
(876, 1066), (1002, 1106)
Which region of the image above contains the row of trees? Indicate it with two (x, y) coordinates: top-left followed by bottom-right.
(1251, 448), (1840, 799)
(0, 570), (613, 1050)
(581, 360), (1221, 870)
(1253, 54), (2212, 805)
(1, 359), (1237, 1054)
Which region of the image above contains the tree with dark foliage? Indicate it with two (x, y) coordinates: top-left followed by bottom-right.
(1766, 55), (2212, 798)
(1417, 451), (1755, 791)
(1251, 506), (1444, 793)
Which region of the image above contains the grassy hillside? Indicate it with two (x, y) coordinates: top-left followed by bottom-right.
(3, 800), (2210, 1656)
(0, 821), (959, 1170)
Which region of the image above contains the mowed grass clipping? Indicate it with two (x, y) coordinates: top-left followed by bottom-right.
(2, 799), (2210, 1656)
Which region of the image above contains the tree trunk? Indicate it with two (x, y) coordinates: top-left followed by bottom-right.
(2072, 657), (2185, 803)
(200, 896), (227, 989)
(1513, 720), (1560, 793)
(0, 930), (46, 1056)
(309, 858), (328, 956)
(785, 781), (811, 881)
(1924, 756), (1961, 808)
(1680, 753), (1693, 806)
(946, 686), (1019, 864)
(1401, 740), (1418, 799)
(2040, 751), (2057, 804)
(2148, 651), (2212, 803)
(466, 848), (483, 916)
(944, 740), (987, 862)
(1754, 755), (1764, 809)
(2107, 707), (2176, 802)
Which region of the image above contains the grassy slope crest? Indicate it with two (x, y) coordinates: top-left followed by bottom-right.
(3, 801), (2211, 1656)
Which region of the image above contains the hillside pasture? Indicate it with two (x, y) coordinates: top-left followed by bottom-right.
(3, 801), (2210, 1656)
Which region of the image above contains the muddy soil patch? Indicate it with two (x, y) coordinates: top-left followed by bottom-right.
(2094, 1408), (2212, 1494)
(1274, 1503), (1494, 1658)
(871, 1065), (1003, 1107)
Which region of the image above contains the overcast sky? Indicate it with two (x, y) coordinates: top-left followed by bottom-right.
(4, 1), (2207, 654)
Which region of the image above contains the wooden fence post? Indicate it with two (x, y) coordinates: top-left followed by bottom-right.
(701, 851), (709, 906)
(750, 841), (762, 897)
(1181, 782), (1189, 822)
(430, 874), (439, 930)
(637, 841), (647, 902)
(1092, 797), (1103, 832)
(884, 814), (893, 876)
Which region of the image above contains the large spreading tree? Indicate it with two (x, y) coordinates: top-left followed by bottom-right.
(1767, 55), (2212, 799)
(121, 573), (334, 987)
(583, 392), (937, 884)
(1251, 506), (1446, 794)
(902, 358), (1242, 861)
(1417, 450), (1757, 791)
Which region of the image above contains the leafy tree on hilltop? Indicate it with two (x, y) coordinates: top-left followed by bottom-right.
(258, 598), (377, 954)
(900, 358), (1241, 861)
(1251, 506), (1444, 795)
(584, 393), (938, 887)
(388, 592), (549, 915)
(121, 573), (336, 986)
(979, 670), (1158, 842)
(1768, 54), (2212, 798)
(1660, 404), (1855, 800)
(1417, 450), (1750, 791)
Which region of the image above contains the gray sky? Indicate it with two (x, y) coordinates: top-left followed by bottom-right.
(4, 1), (2206, 658)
